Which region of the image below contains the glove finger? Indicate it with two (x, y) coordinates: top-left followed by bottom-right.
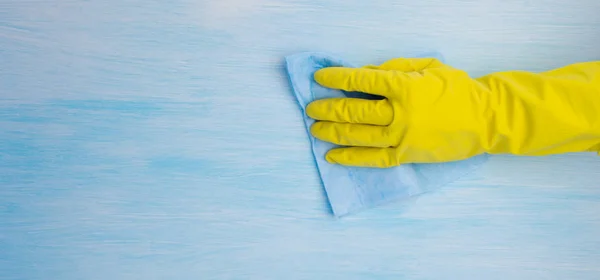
(310, 121), (397, 148)
(376, 57), (445, 71)
(325, 147), (400, 168)
(314, 67), (402, 98)
(306, 98), (393, 126)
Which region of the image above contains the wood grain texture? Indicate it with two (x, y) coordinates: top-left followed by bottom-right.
(1, 0), (600, 279)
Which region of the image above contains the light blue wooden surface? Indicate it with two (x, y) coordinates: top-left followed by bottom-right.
(1, 0), (600, 279)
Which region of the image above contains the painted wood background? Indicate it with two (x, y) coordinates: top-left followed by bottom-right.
(1, 0), (600, 279)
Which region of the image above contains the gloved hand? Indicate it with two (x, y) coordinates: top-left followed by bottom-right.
(306, 57), (600, 168)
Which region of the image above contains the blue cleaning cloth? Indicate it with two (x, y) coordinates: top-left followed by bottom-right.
(285, 52), (489, 217)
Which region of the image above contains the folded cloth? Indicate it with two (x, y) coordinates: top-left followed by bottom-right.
(284, 52), (488, 217)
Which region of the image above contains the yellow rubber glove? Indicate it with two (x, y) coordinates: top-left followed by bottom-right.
(306, 58), (600, 168)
